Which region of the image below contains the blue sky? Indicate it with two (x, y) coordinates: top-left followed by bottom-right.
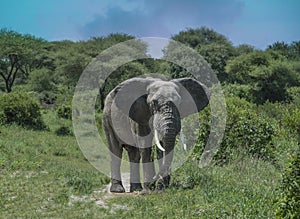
(0, 0), (299, 49)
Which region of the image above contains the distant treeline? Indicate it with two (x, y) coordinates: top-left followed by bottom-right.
(0, 27), (299, 106)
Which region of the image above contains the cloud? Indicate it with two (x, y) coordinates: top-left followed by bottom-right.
(79, 0), (245, 38)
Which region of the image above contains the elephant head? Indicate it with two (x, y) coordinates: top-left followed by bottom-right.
(111, 77), (210, 183)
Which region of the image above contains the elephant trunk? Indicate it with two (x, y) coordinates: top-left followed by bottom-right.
(153, 101), (181, 180)
(154, 101), (181, 139)
(153, 133), (177, 180)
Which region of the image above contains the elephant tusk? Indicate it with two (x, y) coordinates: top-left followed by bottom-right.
(154, 129), (165, 152)
(180, 132), (187, 151)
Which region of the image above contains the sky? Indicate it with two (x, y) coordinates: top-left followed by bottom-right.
(0, 0), (299, 49)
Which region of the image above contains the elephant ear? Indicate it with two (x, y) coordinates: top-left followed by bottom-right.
(113, 77), (155, 124)
(172, 78), (210, 118)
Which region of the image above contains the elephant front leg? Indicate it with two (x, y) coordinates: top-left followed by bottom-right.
(125, 145), (143, 192)
(156, 146), (173, 190)
(110, 148), (126, 193)
(140, 147), (156, 194)
(105, 129), (125, 193)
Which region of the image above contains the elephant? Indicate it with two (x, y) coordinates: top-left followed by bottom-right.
(102, 77), (210, 193)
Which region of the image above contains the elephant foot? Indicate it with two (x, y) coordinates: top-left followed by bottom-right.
(130, 183), (143, 192)
(144, 181), (156, 191)
(156, 175), (170, 191)
(139, 182), (155, 195)
(139, 188), (151, 195)
(110, 180), (125, 193)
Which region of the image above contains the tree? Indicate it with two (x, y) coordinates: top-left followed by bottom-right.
(169, 27), (233, 81)
(172, 27), (232, 49)
(78, 33), (135, 58)
(267, 41), (290, 58)
(225, 51), (271, 83)
(267, 41), (300, 60)
(290, 41), (300, 60)
(235, 44), (256, 55)
(28, 68), (55, 92)
(197, 43), (236, 82)
(226, 51), (299, 103)
(0, 28), (46, 92)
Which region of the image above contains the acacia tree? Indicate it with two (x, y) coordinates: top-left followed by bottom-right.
(0, 28), (46, 92)
(197, 43), (236, 82)
(172, 27), (231, 49)
(167, 27), (234, 81)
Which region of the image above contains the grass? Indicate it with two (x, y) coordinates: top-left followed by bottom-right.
(0, 111), (110, 218)
(106, 158), (281, 218)
(0, 109), (294, 218)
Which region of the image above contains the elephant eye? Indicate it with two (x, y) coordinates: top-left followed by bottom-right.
(151, 99), (159, 112)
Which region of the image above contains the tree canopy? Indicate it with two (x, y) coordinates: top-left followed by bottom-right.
(0, 27), (299, 107)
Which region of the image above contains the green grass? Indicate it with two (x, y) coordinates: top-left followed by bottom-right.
(106, 159), (281, 218)
(0, 110), (294, 218)
(0, 111), (110, 218)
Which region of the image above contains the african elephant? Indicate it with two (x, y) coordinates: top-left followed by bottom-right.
(102, 77), (210, 193)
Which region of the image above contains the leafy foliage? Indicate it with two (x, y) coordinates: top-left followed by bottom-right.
(235, 44), (256, 55)
(0, 93), (46, 129)
(55, 125), (73, 136)
(223, 83), (254, 102)
(0, 28), (46, 92)
(168, 27), (234, 81)
(28, 68), (56, 93)
(195, 96), (278, 164)
(275, 149), (300, 218)
(173, 27), (232, 49)
(197, 42), (236, 81)
(225, 51), (300, 103)
(267, 41), (300, 60)
(57, 104), (72, 120)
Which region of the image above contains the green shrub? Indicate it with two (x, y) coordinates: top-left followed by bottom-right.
(287, 86), (300, 106)
(55, 125), (72, 136)
(56, 104), (72, 120)
(258, 101), (300, 138)
(282, 108), (300, 136)
(257, 101), (286, 122)
(0, 93), (46, 129)
(224, 83), (255, 103)
(275, 149), (300, 218)
(37, 91), (57, 105)
(194, 96), (278, 164)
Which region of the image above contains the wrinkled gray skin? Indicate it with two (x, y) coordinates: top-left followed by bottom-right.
(102, 77), (210, 193)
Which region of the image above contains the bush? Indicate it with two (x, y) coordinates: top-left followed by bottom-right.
(257, 101), (286, 123)
(258, 101), (300, 138)
(282, 108), (300, 137)
(194, 96), (278, 164)
(0, 93), (46, 129)
(287, 86), (300, 106)
(55, 125), (72, 136)
(275, 149), (300, 218)
(37, 91), (57, 105)
(56, 104), (72, 120)
(224, 83), (255, 103)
